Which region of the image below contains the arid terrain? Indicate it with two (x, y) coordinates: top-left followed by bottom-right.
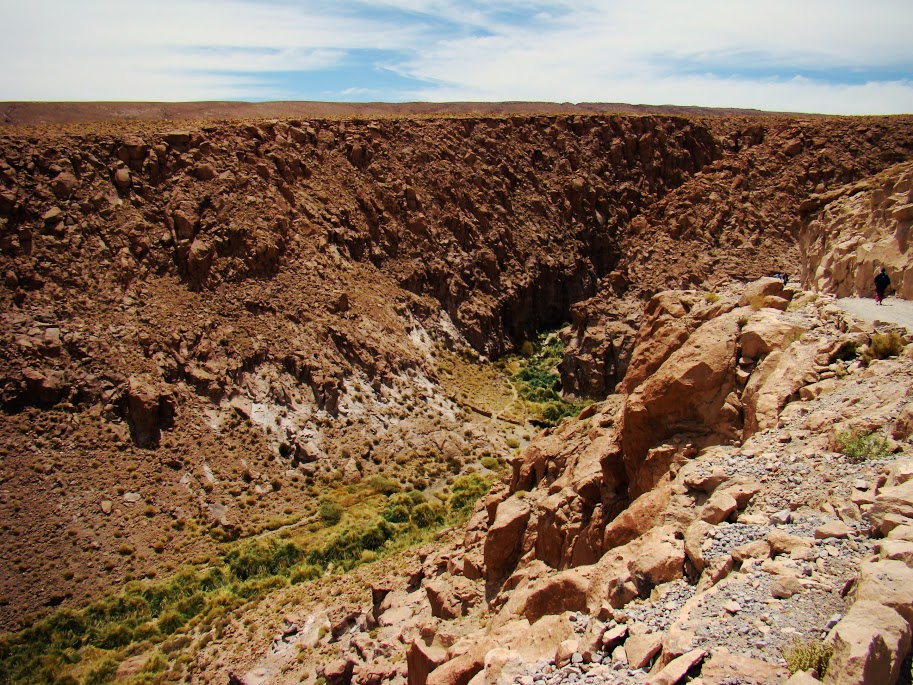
(1, 102), (913, 685)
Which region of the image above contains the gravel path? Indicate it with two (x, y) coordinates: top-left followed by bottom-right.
(836, 296), (913, 332)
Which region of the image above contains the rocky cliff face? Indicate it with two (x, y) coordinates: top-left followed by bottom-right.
(800, 161), (913, 300)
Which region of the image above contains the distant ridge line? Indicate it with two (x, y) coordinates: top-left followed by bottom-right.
(0, 100), (813, 127)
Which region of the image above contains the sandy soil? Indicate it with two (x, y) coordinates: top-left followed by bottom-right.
(836, 296), (913, 332)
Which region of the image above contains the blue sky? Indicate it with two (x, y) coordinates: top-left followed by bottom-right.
(1, 0), (912, 114)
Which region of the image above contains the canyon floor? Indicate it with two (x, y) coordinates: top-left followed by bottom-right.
(1, 104), (913, 685)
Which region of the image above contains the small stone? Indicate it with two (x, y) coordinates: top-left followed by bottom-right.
(815, 520), (850, 540)
(100, 500), (113, 515)
(123, 492), (141, 503)
(723, 600), (742, 615)
(771, 576), (803, 599)
(769, 509), (792, 525)
(113, 168), (131, 189)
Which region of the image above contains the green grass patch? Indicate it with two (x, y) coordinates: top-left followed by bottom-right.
(0, 472), (494, 685)
(499, 331), (591, 426)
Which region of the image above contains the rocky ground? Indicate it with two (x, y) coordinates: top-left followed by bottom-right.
(163, 280), (913, 685)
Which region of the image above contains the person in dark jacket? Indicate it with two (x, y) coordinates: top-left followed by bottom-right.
(874, 267), (891, 304)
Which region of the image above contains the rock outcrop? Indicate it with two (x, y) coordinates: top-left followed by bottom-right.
(801, 162), (913, 299)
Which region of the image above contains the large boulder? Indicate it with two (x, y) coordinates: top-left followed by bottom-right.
(741, 341), (819, 438)
(489, 615), (575, 663)
(587, 525), (685, 611)
(739, 309), (808, 360)
(125, 376), (175, 447)
(407, 640), (448, 685)
(521, 570), (588, 623)
(700, 652), (789, 684)
(853, 559), (913, 625)
(866, 479), (913, 536)
(738, 277), (791, 308)
(425, 576), (481, 620)
(620, 291), (706, 394)
(425, 639), (494, 685)
(824, 600), (911, 685)
(484, 498), (531, 581)
(622, 311), (741, 492)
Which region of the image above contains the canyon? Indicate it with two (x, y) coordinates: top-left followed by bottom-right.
(1, 105), (913, 685)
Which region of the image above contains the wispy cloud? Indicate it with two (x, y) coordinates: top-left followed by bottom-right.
(1, 0), (911, 113)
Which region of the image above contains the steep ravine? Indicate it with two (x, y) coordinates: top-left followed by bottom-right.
(1, 111), (913, 684)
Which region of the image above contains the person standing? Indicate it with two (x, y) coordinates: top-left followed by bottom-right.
(874, 267), (891, 304)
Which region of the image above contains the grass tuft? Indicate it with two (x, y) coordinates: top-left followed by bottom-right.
(781, 638), (833, 677)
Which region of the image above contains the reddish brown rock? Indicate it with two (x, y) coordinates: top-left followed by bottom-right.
(407, 640), (448, 685)
(425, 576), (481, 620)
(867, 480), (913, 536)
(853, 559), (913, 625)
(425, 640), (493, 685)
(700, 652), (789, 684)
(622, 311), (741, 492)
(484, 498), (531, 581)
(521, 570), (588, 623)
(740, 309), (808, 360)
(125, 376), (175, 447)
(50, 171), (78, 199)
(624, 624), (663, 669)
(646, 648), (705, 685)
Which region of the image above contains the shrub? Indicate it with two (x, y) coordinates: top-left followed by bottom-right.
(411, 502), (444, 528)
(448, 474), (491, 519)
(480, 456), (500, 470)
(782, 638), (833, 677)
(236, 576), (288, 600)
(84, 656), (119, 685)
(705, 292), (720, 303)
(382, 503), (410, 524)
(366, 475), (400, 495)
(156, 609), (185, 635)
(835, 428), (890, 462)
(405, 490), (426, 506)
(318, 497), (344, 526)
(92, 622), (133, 649)
(225, 541), (303, 580)
(830, 340), (859, 362)
(864, 331), (904, 363)
(290, 564), (322, 584)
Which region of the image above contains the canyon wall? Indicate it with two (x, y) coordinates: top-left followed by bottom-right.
(2, 110), (913, 635)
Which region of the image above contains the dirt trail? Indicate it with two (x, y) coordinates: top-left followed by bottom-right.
(836, 296), (913, 332)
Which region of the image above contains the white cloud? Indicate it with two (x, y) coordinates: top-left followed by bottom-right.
(391, 0), (913, 113)
(1, 0), (912, 112)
